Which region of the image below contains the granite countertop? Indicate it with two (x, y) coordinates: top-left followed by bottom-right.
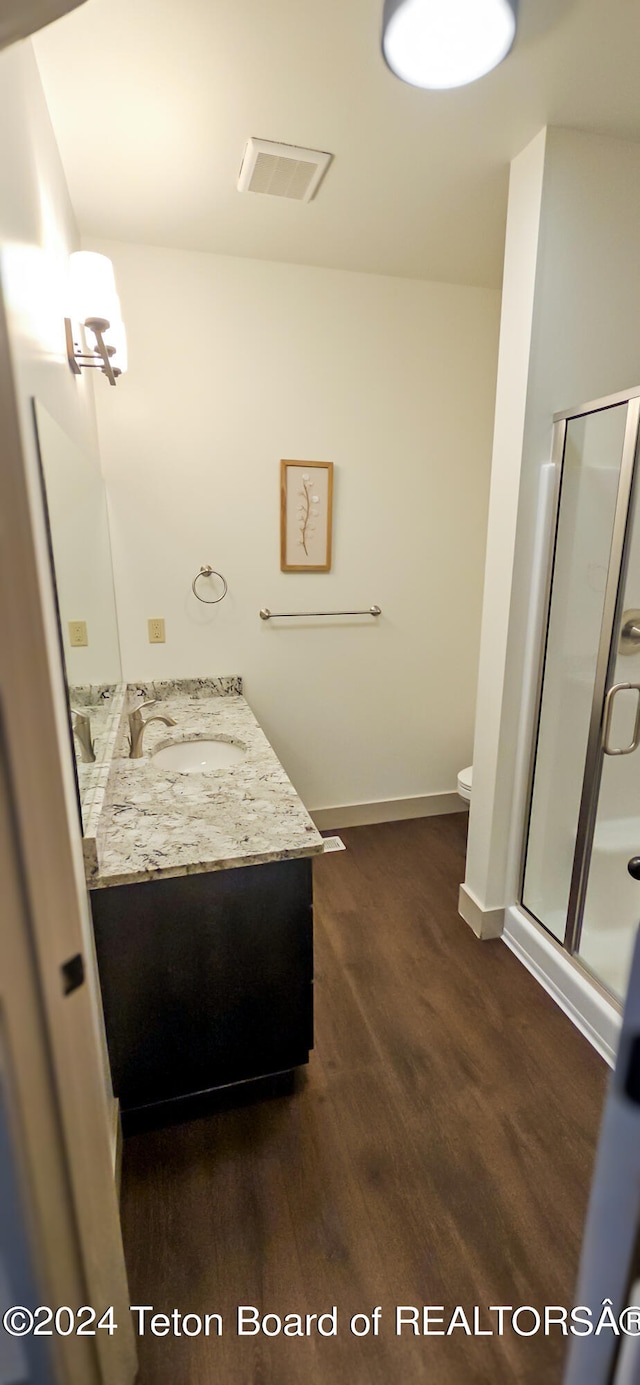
(71, 683), (126, 836)
(89, 679), (324, 889)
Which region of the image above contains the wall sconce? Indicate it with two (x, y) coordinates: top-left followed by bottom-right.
(65, 251), (127, 387)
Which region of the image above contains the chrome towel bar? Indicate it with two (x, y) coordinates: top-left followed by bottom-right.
(259, 605), (381, 620)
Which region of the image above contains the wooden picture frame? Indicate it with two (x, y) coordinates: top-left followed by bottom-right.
(280, 460), (334, 572)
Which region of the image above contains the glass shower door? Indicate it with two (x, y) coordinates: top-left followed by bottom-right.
(522, 403), (630, 941)
(579, 456), (640, 999)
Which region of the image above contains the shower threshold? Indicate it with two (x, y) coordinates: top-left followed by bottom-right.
(503, 903), (621, 1067)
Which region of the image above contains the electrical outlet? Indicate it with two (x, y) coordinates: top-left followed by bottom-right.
(68, 620), (88, 647)
(148, 618), (166, 644)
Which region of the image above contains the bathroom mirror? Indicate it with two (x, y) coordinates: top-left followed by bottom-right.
(33, 400), (123, 830)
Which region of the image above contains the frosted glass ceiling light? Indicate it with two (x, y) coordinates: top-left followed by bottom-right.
(65, 251), (126, 386)
(382, 0), (518, 90)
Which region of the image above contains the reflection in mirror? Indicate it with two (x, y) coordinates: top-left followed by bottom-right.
(32, 400), (122, 831)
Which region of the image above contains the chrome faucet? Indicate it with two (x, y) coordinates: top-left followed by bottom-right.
(71, 709), (95, 763)
(128, 700), (177, 758)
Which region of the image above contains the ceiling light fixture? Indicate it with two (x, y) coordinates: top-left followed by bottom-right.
(381, 0), (518, 90)
(65, 251), (127, 386)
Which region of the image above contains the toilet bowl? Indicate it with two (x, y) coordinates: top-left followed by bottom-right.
(457, 765), (472, 804)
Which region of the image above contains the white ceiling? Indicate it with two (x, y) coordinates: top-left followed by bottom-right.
(33, 0), (640, 289)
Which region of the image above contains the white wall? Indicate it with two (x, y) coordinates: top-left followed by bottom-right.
(87, 239), (500, 815)
(0, 38), (117, 1129)
(0, 39), (118, 683)
(0, 41), (97, 451)
(460, 129), (547, 934)
(463, 126), (640, 932)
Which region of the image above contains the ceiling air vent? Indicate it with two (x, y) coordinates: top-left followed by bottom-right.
(237, 138), (333, 203)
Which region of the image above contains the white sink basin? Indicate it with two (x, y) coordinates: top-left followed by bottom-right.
(152, 738), (246, 773)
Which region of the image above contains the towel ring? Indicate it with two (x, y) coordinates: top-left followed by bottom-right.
(191, 565), (228, 604)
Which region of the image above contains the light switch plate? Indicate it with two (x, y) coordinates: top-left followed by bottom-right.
(68, 620), (88, 647)
(148, 618), (165, 644)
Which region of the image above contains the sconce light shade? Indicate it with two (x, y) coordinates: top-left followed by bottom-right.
(382, 0), (518, 89)
(69, 251), (118, 328)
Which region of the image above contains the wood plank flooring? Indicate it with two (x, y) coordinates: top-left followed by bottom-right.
(121, 815), (608, 1385)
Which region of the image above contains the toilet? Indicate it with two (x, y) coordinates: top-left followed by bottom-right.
(457, 765), (472, 804)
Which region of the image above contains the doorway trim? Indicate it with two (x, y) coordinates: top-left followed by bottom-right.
(0, 280), (137, 1381)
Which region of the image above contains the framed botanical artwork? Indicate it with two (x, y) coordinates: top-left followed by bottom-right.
(280, 460), (334, 572)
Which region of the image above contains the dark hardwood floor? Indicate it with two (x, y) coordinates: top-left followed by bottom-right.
(121, 815), (608, 1385)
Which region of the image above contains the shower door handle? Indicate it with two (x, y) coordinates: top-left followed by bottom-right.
(602, 682), (640, 755)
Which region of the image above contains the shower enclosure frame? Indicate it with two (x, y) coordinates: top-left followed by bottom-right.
(519, 385), (640, 998)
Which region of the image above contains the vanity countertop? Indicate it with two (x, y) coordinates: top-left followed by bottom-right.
(89, 681), (325, 889)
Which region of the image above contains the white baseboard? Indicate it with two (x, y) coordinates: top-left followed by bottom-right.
(458, 882), (505, 939)
(310, 792), (467, 831)
(503, 904), (621, 1067)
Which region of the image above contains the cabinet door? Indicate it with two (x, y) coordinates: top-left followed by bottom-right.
(90, 857), (313, 1111)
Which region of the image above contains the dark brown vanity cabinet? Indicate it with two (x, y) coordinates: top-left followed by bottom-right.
(90, 856), (313, 1117)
